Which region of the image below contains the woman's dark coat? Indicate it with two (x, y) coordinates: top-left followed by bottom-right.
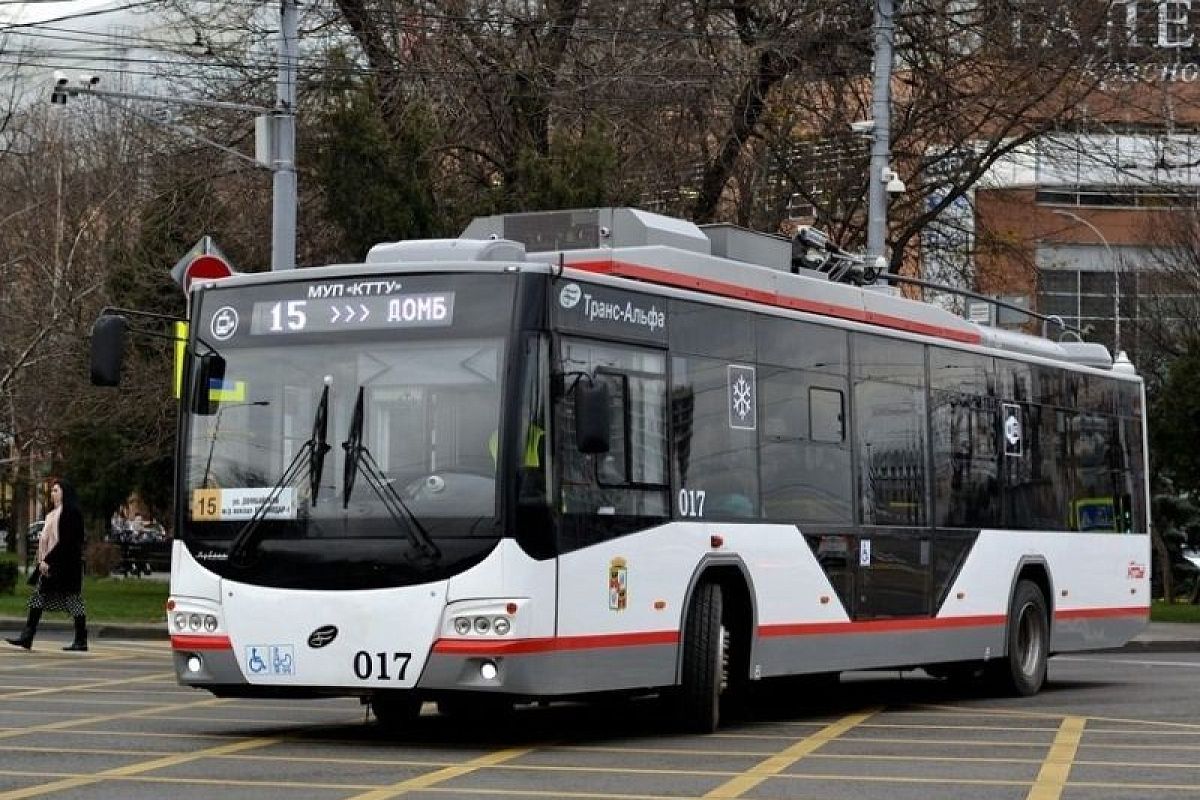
(41, 507), (84, 595)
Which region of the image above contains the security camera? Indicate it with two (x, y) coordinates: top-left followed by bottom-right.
(850, 119), (875, 134)
(883, 167), (906, 194)
(77, 74), (99, 87)
(50, 72), (70, 105)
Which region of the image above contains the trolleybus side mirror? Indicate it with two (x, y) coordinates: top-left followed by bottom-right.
(191, 351), (227, 416)
(90, 314), (128, 386)
(574, 378), (611, 454)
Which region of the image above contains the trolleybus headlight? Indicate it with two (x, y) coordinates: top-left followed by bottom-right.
(188, 613), (202, 631)
(479, 660), (498, 680)
(473, 616), (490, 634)
(203, 614), (218, 632)
(174, 613), (187, 631)
(453, 617), (472, 636)
(186, 654), (203, 674)
(492, 617), (511, 635)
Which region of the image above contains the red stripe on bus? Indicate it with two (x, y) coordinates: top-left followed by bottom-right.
(1054, 606), (1148, 620)
(759, 614), (1006, 638)
(432, 630), (678, 656)
(171, 634), (232, 651)
(760, 606), (1149, 638)
(569, 259), (982, 345)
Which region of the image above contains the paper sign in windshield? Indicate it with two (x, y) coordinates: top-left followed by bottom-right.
(192, 487), (297, 521)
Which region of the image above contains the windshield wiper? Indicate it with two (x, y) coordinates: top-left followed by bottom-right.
(310, 380), (332, 503)
(228, 384), (331, 565)
(341, 387), (440, 561)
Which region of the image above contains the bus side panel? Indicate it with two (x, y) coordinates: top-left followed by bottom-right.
(554, 521), (849, 688)
(942, 529), (1150, 653)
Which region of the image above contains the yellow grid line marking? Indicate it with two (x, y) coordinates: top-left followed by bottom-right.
(7, 767), (1200, 800)
(0, 671), (174, 699)
(341, 745), (540, 800)
(0, 695), (228, 740)
(860, 722), (1060, 733)
(0, 771), (377, 792)
(0, 653), (131, 671)
(1026, 715), (1085, 800)
(3, 727), (249, 741)
(702, 707), (879, 798)
(814, 736), (1048, 748)
(0, 736), (278, 799)
(917, 703), (1200, 730)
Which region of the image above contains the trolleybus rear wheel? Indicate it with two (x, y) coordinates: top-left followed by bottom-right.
(990, 580), (1049, 696)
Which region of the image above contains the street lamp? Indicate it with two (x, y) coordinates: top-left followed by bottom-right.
(1052, 209), (1121, 354)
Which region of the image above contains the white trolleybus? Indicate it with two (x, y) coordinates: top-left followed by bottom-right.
(91, 208), (1150, 732)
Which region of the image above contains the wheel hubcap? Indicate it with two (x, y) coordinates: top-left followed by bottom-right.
(1016, 602), (1043, 677)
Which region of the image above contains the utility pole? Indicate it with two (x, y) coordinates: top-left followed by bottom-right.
(272, 0), (299, 271)
(866, 0), (895, 279)
(50, 2), (301, 272)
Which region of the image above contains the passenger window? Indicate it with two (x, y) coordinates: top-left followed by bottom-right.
(810, 387), (844, 443)
(760, 368), (851, 524)
(672, 355), (759, 519)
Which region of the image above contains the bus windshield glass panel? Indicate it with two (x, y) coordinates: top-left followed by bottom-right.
(182, 273), (517, 590)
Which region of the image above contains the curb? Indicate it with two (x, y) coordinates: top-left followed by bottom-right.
(1101, 639), (1200, 654)
(1, 617), (166, 640)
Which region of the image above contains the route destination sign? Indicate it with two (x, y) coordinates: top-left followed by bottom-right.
(249, 292), (455, 336)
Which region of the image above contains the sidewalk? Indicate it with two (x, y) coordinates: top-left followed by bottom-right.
(1, 619), (1199, 650)
(1114, 622), (1200, 653)
(0, 616), (165, 640)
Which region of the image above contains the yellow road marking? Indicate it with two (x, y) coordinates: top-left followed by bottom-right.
(702, 708), (879, 798)
(819, 734), (1041, 748)
(0, 695), (227, 740)
(0, 736), (278, 799)
(0, 653), (130, 671)
(1026, 715), (1085, 800)
(861, 721), (1060, 732)
(0, 772), (378, 792)
(343, 746), (538, 800)
(6, 767), (1200, 798)
(0, 671), (174, 699)
(919, 703), (1200, 730)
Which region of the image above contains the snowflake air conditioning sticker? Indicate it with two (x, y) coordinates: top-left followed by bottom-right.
(727, 365), (757, 430)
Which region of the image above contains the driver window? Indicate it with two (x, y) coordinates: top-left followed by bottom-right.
(556, 338), (669, 519)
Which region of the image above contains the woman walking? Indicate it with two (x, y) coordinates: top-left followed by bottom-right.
(6, 478), (88, 651)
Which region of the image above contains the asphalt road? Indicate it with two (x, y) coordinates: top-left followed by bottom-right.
(2, 636), (1199, 800)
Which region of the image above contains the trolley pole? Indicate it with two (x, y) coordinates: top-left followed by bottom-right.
(866, 0), (895, 278)
(271, 0), (299, 271)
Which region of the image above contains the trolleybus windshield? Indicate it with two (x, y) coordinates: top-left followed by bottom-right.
(181, 273), (517, 590)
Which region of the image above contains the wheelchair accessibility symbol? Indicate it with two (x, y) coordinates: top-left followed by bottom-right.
(245, 644), (296, 677)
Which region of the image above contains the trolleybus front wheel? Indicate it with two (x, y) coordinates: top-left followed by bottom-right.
(990, 580), (1049, 696)
(670, 581), (725, 733)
